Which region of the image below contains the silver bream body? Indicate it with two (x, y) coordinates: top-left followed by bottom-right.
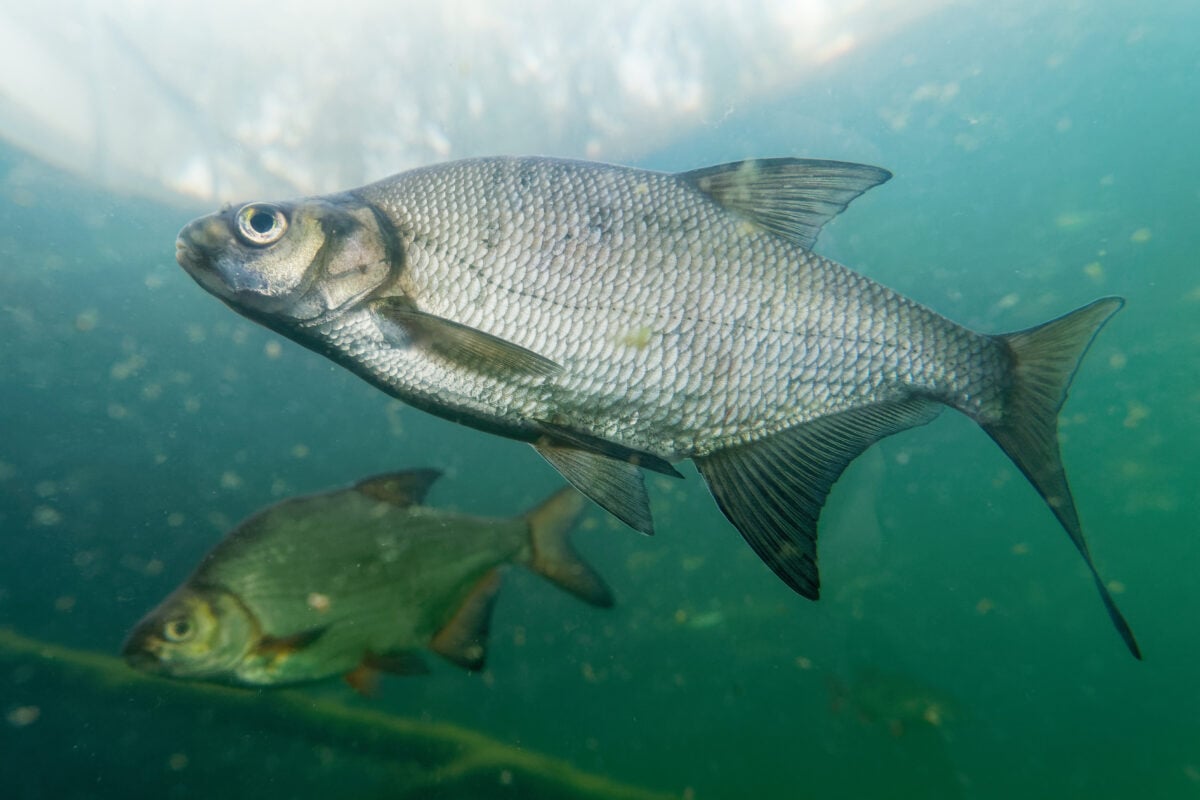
(176, 156), (1138, 657)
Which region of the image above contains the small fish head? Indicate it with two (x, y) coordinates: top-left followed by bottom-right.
(122, 586), (258, 682)
(176, 194), (394, 326)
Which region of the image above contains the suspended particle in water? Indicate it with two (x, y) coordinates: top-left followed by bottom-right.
(32, 506), (62, 526)
(1129, 227), (1152, 243)
(74, 309), (99, 332)
(6, 706), (40, 728)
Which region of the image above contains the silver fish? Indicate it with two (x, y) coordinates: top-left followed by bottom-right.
(176, 156), (1138, 657)
(122, 471), (612, 689)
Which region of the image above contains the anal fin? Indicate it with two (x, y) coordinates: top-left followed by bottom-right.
(695, 398), (940, 599)
(430, 568), (504, 671)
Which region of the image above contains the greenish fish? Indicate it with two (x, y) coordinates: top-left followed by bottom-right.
(122, 471), (612, 689)
(176, 156), (1138, 657)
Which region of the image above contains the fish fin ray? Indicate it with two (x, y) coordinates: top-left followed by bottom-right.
(367, 650), (430, 676)
(679, 158), (892, 250)
(988, 296), (1140, 659)
(524, 488), (614, 607)
(430, 568), (503, 671)
(354, 469), (442, 507)
(532, 419), (682, 478)
(254, 626), (328, 662)
(695, 398), (940, 598)
(533, 442), (655, 535)
(373, 297), (562, 377)
(343, 662), (381, 697)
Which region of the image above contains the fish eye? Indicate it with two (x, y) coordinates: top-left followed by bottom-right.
(162, 618), (194, 643)
(235, 203), (288, 246)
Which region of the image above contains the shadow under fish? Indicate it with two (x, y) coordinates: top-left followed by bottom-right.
(122, 470), (611, 693)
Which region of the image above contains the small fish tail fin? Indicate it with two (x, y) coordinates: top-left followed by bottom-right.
(524, 488), (614, 608)
(985, 296), (1140, 659)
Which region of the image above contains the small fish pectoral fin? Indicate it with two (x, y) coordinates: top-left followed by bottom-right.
(695, 397), (940, 599)
(679, 158), (892, 251)
(430, 568), (504, 671)
(533, 441), (656, 536)
(372, 297), (562, 377)
(254, 626), (329, 665)
(354, 469), (442, 507)
(532, 420), (682, 478)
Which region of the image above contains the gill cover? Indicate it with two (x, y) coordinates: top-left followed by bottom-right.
(175, 194), (396, 323)
(121, 587), (257, 680)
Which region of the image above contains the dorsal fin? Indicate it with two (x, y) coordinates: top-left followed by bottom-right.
(679, 158), (891, 250)
(354, 469), (442, 507)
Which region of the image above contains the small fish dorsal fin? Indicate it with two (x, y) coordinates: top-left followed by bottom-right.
(354, 469), (442, 507)
(680, 158), (892, 250)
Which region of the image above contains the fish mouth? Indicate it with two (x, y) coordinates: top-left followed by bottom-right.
(120, 628), (165, 672)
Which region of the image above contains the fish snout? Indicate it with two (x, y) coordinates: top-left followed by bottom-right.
(120, 627), (165, 672)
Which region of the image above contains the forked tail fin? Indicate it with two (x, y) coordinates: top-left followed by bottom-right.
(984, 297), (1140, 659)
(524, 488), (614, 608)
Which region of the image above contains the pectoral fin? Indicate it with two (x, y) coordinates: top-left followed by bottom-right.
(254, 626), (328, 666)
(695, 398), (940, 598)
(430, 568), (504, 671)
(680, 158), (892, 250)
(373, 297), (562, 377)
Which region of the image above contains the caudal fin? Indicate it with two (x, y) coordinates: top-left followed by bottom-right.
(524, 489), (614, 608)
(985, 297), (1140, 659)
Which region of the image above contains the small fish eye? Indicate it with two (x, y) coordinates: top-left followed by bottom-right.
(163, 618), (194, 643)
(235, 204), (288, 246)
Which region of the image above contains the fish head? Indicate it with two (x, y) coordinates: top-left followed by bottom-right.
(176, 194), (395, 326)
(122, 585), (259, 682)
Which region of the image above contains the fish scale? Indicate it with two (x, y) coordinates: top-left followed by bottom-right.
(366, 160), (987, 448)
(175, 154), (1140, 658)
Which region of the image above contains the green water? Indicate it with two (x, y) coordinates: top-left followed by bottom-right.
(1, 3), (1197, 798)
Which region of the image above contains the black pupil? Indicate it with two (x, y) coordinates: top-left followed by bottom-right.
(249, 210), (276, 235)
(170, 620), (190, 636)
